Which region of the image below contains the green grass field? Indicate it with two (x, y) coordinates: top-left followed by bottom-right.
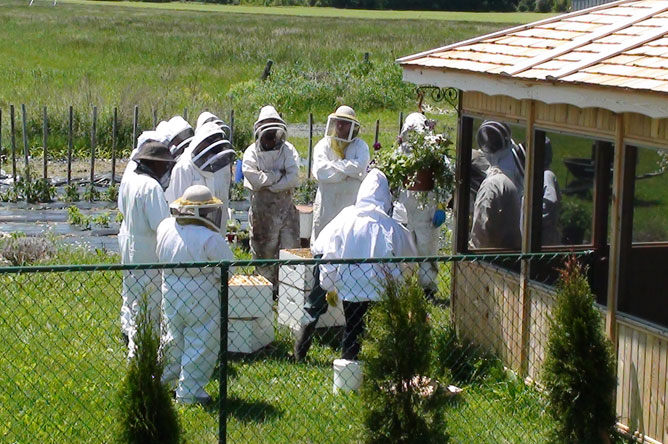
(0, 0), (550, 159)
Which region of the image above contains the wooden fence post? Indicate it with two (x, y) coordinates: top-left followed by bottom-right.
(67, 106), (73, 185)
(307, 113), (313, 178)
(21, 104), (30, 183)
(90, 106), (97, 186)
(152, 107), (157, 129)
(183, 107), (188, 122)
(112, 107), (118, 186)
(399, 111), (403, 135)
(43, 106), (48, 181)
(10, 105), (16, 183)
(229, 109), (235, 143)
(374, 120), (380, 147)
(132, 105), (139, 149)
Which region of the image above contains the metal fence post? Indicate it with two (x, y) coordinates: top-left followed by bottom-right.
(218, 262), (229, 444)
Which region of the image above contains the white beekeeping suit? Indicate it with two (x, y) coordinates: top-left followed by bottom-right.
(395, 112), (449, 299)
(242, 106), (300, 286)
(117, 141), (175, 354)
(165, 121), (236, 228)
(315, 169), (416, 360)
(541, 138), (561, 245)
(470, 122), (521, 250)
(157, 185), (235, 406)
(311, 105), (370, 244)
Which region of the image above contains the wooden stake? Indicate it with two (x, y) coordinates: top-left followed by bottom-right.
(67, 106), (73, 185)
(90, 106), (97, 186)
(132, 105), (138, 149)
(43, 106), (48, 181)
(307, 113), (313, 178)
(21, 104), (29, 182)
(10, 105), (16, 183)
(112, 107), (117, 186)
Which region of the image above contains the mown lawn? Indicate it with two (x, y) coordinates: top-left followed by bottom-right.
(0, 245), (560, 443)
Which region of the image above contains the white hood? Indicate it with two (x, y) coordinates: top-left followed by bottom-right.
(400, 112), (428, 139)
(355, 168), (392, 215)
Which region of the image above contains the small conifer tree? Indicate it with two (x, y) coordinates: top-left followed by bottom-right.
(543, 257), (616, 444)
(360, 274), (449, 444)
(117, 297), (181, 444)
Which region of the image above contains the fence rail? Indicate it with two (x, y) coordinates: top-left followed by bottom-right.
(0, 251), (609, 444)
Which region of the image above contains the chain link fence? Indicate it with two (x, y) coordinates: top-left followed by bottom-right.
(0, 251), (594, 443)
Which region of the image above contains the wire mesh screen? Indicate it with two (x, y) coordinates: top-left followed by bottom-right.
(0, 252), (593, 443)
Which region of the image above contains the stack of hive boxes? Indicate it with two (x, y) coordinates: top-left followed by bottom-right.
(277, 248), (345, 330)
(228, 275), (274, 353)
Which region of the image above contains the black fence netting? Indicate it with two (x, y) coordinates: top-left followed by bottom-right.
(0, 251), (594, 443)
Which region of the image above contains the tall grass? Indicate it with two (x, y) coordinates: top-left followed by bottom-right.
(0, 0), (511, 157)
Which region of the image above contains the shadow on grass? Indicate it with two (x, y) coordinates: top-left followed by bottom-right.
(208, 397), (283, 423)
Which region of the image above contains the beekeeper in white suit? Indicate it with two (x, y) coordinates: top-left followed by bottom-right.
(157, 185), (235, 406)
(117, 141), (175, 352)
(242, 106), (300, 287)
(165, 121), (236, 228)
(311, 105), (370, 244)
(315, 169), (416, 361)
(470, 122), (522, 250)
(165, 115), (195, 161)
(394, 112), (450, 300)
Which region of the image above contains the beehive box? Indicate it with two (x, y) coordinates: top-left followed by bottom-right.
(228, 316), (274, 354)
(277, 249), (345, 329)
(228, 274), (273, 318)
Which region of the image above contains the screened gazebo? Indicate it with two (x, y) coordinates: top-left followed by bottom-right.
(399, 1), (668, 442)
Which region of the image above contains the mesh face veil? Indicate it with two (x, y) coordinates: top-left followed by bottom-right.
(170, 199), (225, 232)
(325, 115), (360, 143)
(255, 121), (288, 151)
(190, 129), (236, 173)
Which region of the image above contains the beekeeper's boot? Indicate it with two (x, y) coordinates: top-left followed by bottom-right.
(293, 321), (317, 362)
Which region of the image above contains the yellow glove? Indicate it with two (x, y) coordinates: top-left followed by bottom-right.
(326, 291), (339, 307)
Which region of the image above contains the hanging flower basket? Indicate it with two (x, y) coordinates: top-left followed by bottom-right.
(406, 168), (435, 191)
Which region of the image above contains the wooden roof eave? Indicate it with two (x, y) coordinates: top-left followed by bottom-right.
(401, 64), (668, 119)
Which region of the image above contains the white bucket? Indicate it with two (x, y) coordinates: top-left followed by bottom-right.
(296, 205), (313, 239)
(333, 359), (363, 394)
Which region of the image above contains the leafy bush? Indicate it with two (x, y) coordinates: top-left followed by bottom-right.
(0, 234), (55, 266)
(83, 184), (100, 202)
(104, 184), (119, 203)
(63, 183), (80, 203)
(116, 297), (181, 444)
(542, 257), (616, 444)
(361, 274), (449, 444)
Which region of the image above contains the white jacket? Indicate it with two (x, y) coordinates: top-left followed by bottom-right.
(165, 153), (231, 225)
(118, 172), (170, 264)
(313, 169), (416, 303)
(242, 141), (300, 193)
(311, 137), (370, 242)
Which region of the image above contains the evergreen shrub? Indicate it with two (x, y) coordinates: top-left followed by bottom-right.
(543, 257), (616, 444)
(361, 274), (449, 444)
(116, 298), (181, 444)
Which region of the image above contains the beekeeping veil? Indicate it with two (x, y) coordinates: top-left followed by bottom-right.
(189, 122), (236, 174)
(170, 185), (224, 233)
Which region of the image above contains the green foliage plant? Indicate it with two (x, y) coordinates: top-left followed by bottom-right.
(116, 297), (181, 444)
(229, 181), (247, 201)
(67, 206), (91, 230)
(293, 178), (318, 205)
(542, 257), (617, 444)
(63, 183), (80, 203)
(375, 127), (455, 204)
(0, 170), (54, 203)
(361, 274), (449, 444)
(83, 184), (100, 202)
(104, 184), (119, 203)
(92, 212), (112, 228)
